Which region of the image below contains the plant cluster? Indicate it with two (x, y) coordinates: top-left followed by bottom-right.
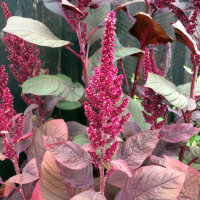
(0, 0), (200, 199)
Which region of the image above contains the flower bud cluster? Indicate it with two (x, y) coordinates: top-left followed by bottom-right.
(85, 11), (130, 166)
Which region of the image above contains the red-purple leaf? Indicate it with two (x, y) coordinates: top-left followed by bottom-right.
(115, 166), (185, 200)
(129, 12), (173, 49)
(153, 139), (183, 157)
(40, 151), (85, 199)
(44, 136), (91, 169)
(61, 0), (85, 17)
(71, 190), (106, 200)
(163, 156), (200, 199)
(67, 121), (88, 141)
(116, 129), (160, 170)
(26, 119), (68, 171)
(9, 158), (39, 184)
(59, 163), (94, 188)
(110, 159), (132, 177)
(17, 132), (33, 143)
(160, 123), (200, 143)
(171, 20), (200, 55)
(122, 121), (141, 138)
(31, 180), (43, 200)
(171, 2), (194, 12)
(106, 170), (128, 189)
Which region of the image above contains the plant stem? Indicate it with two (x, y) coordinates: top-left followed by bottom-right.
(131, 55), (144, 98)
(119, 59), (130, 96)
(86, 25), (101, 44)
(64, 46), (81, 59)
(180, 55), (199, 162)
(146, 0), (151, 15)
(100, 147), (105, 194)
(187, 157), (199, 165)
(125, 10), (135, 24)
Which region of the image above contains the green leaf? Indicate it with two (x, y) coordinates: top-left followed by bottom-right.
(114, 47), (144, 60)
(189, 146), (200, 158)
(145, 72), (196, 110)
(126, 96), (151, 131)
(3, 16), (72, 48)
(56, 101), (81, 110)
(183, 65), (192, 74)
(72, 134), (90, 147)
(86, 4), (110, 45)
(177, 82), (200, 97)
(22, 74), (84, 102)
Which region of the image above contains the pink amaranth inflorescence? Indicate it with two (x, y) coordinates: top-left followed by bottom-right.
(84, 11), (130, 166)
(142, 48), (168, 130)
(0, 65), (23, 160)
(2, 2), (48, 123)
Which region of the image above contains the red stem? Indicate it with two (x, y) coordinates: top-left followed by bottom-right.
(179, 55), (199, 162)
(100, 147), (105, 194)
(187, 157), (199, 165)
(64, 46), (81, 59)
(119, 59), (130, 95)
(131, 55), (144, 98)
(146, 0), (151, 15)
(86, 25), (101, 44)
(124, 10), (135, 24)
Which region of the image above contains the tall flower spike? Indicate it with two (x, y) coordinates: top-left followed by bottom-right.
(2, 2), (48, 123)
(84, 11), (130, 166)
(142, 48), (168, 130)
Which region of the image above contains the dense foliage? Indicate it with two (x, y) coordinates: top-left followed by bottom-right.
(0, 0), (200, 199)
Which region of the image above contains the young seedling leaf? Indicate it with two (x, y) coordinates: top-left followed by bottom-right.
(145, 72), (196, 110)
(26, 119), (68, 170)
(3, 16), (72, 48)
(110, 159), (132, 177)
(116, 129), (160, 170)
(115, 166), (185, 200)
(59, 163), (94, 188)
(71, 190), (106, 200)
(160, 124), (200, 143)
(171, 20), (200, 55)
(22, 75), (84, 102)
(122, 121), (141, 138)
(44, 137), (91, 169)
(129, 12), (173, 49)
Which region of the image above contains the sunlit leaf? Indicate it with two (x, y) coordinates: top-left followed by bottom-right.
(71, 190), (106, 200)
(3, 16), (72, 48)
(115, 166), (185, 200)
(26, 119), (68, 170)
(145, 72), (196, 110)
(129, 12), (173, 49)
(44, 137), (91, 170)
(116, 129), (160, 170)
(22, 75), (84, 102)
(172, 20), (200, 55)
(160, 124), (200, 143)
